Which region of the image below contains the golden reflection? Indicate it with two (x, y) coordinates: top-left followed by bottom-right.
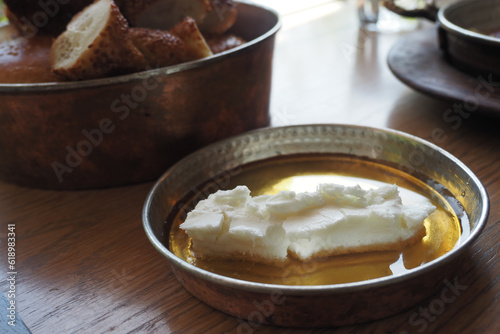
(169, 155), (463, 286)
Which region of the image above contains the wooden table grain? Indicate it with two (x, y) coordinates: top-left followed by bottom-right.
(1, 1), (499, 333)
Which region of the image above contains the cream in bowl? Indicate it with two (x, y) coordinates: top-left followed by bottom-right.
(143, 124), (488, 327)
(170, 156), (463, 286)
(178, 183), (436, 264)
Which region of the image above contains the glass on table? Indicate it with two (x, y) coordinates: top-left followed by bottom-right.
(357, 0), (424, 32)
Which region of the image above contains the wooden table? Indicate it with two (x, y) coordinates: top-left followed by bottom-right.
(1, 1), (499, 333)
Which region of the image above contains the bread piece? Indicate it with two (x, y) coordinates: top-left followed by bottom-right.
(51, 0), (148, 80)
(129, 28), (186, 68)
(199, 0), (237, 35)
(116, 0), (211, 30)
(3, 0), (93, 36)
(205, 33), (245, 54)
(168, 17), (213, 60)
(130, 17), (212, 68)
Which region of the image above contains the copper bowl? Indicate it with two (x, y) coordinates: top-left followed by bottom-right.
(386, 0), (500, 78)
(0, 1), (280, 190)
(142, 124), (489, 327)
(436, 0), (500, 78)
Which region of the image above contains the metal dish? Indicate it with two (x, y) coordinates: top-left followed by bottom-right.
(143, 124), (489, 327)
(0, 1), (280, 190)
(386, 0), (500, 78)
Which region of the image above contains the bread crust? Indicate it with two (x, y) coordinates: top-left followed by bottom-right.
(129, 27), (186, 68)
(51, 0), (148, 80)
(130, 18), (212, 68)
(169, 17), (212, 59)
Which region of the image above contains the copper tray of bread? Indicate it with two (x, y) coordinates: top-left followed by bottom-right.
(143, 124), (489, 327)
(0, 0), (280, 189)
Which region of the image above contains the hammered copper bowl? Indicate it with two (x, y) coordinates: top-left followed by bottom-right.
(387, 0), (500, 78)
(436, 0), (500, 77)
(143, 124), (489, 327)
(0, 1), (280, 190)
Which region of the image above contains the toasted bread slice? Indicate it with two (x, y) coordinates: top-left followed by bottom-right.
(169, 17), (213, 59)
(130, 17), (212, 68)
(51, 0), (147, 80)
(129, 28), (186, 68)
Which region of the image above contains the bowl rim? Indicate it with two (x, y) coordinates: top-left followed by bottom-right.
(0, 0), (281, 92)
(438, 0), (500, 46)
(142, 123), (490, 295)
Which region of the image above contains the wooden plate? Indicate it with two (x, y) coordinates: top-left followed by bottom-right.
(387, 28), (500, 117)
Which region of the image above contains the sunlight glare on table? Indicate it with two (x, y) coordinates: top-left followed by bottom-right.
(251, 0), (343, 30)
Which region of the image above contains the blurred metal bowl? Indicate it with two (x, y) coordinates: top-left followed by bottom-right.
(437, 0), (500, 78)
(0, 1), (280, 190)
(386, 0), (500, 78)
(143, 124), (489, 327)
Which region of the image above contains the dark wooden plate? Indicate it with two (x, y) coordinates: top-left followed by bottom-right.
(387, 28), (500, 117)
